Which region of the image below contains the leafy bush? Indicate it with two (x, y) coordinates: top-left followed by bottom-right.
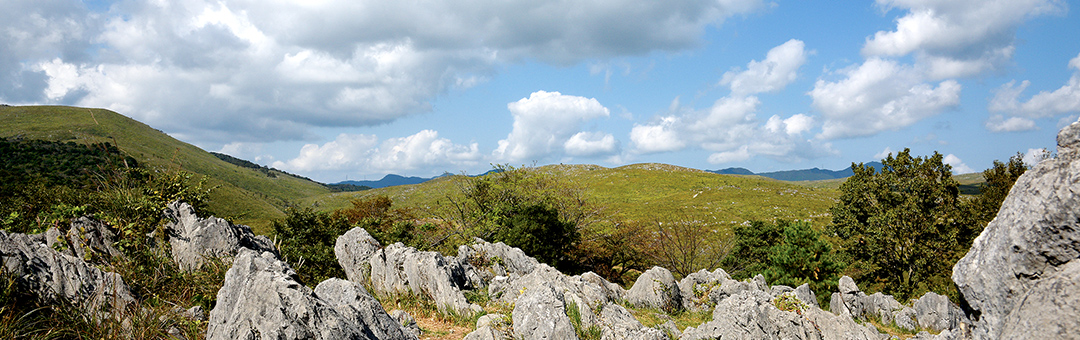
(724, 220), (842, 305)
(272, 207), (352, 286)
(828, 149), (964, 300)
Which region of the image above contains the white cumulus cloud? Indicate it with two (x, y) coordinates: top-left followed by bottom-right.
(985, 115), (1037, 132)
(810, 58), (961, 139)
(943, 154), (975, 174)
(864, 0), (1064, 78)
(989, 53), (1080, 120)
(273, 130), (479, 180)
(564, 132), (619, 157)
(720, 39), (807, 96)
(2, 0), (768, 146)
(493, 91), (612, 162)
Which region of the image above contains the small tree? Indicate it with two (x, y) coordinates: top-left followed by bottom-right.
(828, 149), (963, 300)
(645, 218), (732, 279)
(960, 153), (1030, 247)
(724, 220), (843, 304)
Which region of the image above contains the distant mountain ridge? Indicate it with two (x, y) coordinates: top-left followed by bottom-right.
(337, 174), (434, 189)
(710, 162), (884, 181)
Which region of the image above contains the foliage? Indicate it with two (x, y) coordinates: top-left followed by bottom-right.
(433, 165), (594, 271)
(961, 152), (1030, 247)
(724, 220), (843, 305)
(272, 207), (352, 286)
(644, 217), (732, 279)
(773, 292), (810, 314)
(332, 195), (432, 250)
(828, 149), (964, 301)
(566, 301), (603, 340)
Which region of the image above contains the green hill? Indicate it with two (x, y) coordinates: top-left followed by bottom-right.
(0, 105), (331, 232)
(302, 163), (841, 229)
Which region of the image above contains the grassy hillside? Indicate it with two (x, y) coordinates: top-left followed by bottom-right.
(0, 105), (331, 232)
(303, 163), (841, 229)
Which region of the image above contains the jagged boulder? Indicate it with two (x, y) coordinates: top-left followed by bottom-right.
(914, 291), (965, 333)
(465, 314), (511, 340)
(208, 249), (376, 340)
(511, 283), (578, 340)
(680, 289), (884, 340)
(65, 217), (123, 262)
(457, 239), (540, 282)
(0, 229), (135, 316)
(677, 268), (730, 311)
(335, 227), (382, 282)
(390, 310), (422, 338)
(952, 118), (1080, 339)
(314, 278), (419, 340)
(596, 303), (667, 340)
(368, 242), (481, 314)
(627, 266), (682, 312)
(164, 201), (276, 271)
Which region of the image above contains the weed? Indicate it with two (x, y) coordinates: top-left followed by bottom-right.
(566, 301), (602, 340)
(773, 292), (810, 314)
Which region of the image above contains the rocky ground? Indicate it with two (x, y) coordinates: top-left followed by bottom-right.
(3, 119), (1080, 339)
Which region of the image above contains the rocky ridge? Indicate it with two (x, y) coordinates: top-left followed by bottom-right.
(1, 119), (1078, 339)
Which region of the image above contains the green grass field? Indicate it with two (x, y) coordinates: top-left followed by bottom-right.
(0, 105), (331, 232)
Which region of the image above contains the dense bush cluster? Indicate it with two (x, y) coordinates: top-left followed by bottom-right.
(0, 137), (222, 338)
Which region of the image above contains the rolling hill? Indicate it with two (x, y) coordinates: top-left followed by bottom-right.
(303, 163), (842, 229)
(0, 105), (331, 232)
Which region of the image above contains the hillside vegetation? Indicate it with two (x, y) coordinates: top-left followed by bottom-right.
(304, 163), (840, 228)
(0, 106), (331, 231)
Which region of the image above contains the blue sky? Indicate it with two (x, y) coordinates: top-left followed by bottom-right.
(3, 0), (1079, 183)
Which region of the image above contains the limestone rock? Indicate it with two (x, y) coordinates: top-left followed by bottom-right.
(681, 290), (884, 340)
(457, 239), (540, 281)
(511, 283), (578, 340)
(627, 266), (682, 312)
(677, 268), (729, 311)
(952, 118), (1080, 339)
(335, 227), (381, 282)
(206, 249), (370, 340)
(794, 283), (819, 308)
(164, 201), (276, 271)
(0, 229), (135, 316)
(314, 278), (418, 340)
(66, 217), (123, 263)
(596, 303), (667, 340)
(368, 242), (481, 314)
(999, 260), (1080, 339)
(914, 291), (964, 333)
(390, 310), (421, 338)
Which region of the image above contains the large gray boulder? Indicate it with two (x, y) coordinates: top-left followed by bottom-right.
(457, 239), (540, 282)
(164, 201), (276, 271)
(511, 283), (578, 340)
(677, 268), (730, 311)
(207, 249), (371, 340)
(0, 229), (135, 315)
(335, 227), (382, 282)
(680, 289), (883, 340)
(314, 278), (419, 340)
(368, 242), (482, 314)
(65, 217), (123, 263)
(831, 276), (946, 333)
(998, 260), (1080, 338)
(952, 118), (1080, 339)
(627, 266), (682, 312)
(596, 303), (667, 340)
(913, 291), (966, 333)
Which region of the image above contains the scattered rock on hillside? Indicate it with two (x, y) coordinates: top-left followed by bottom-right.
(952, 118), (1080, 339)
(627, 266), (683, 312)
(207, 249), (371, 340)
(677, 268), (730, 311)
(0, 229), (135, 316)
(367, 242), (482, 314)
(511, 283), (578, 340)
(335, 227), (381, 282)
(66, 216), (123, 262)
(314, 278), (419, 340)
(681, 289), (884, 340)
(164, 201), (276, 271)
(457, 239), (540, 281)
(831, 276), (963, 333)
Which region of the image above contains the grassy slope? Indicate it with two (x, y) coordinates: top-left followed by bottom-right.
(303, 163), (841, 230)
(0, 105), (330, 232)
